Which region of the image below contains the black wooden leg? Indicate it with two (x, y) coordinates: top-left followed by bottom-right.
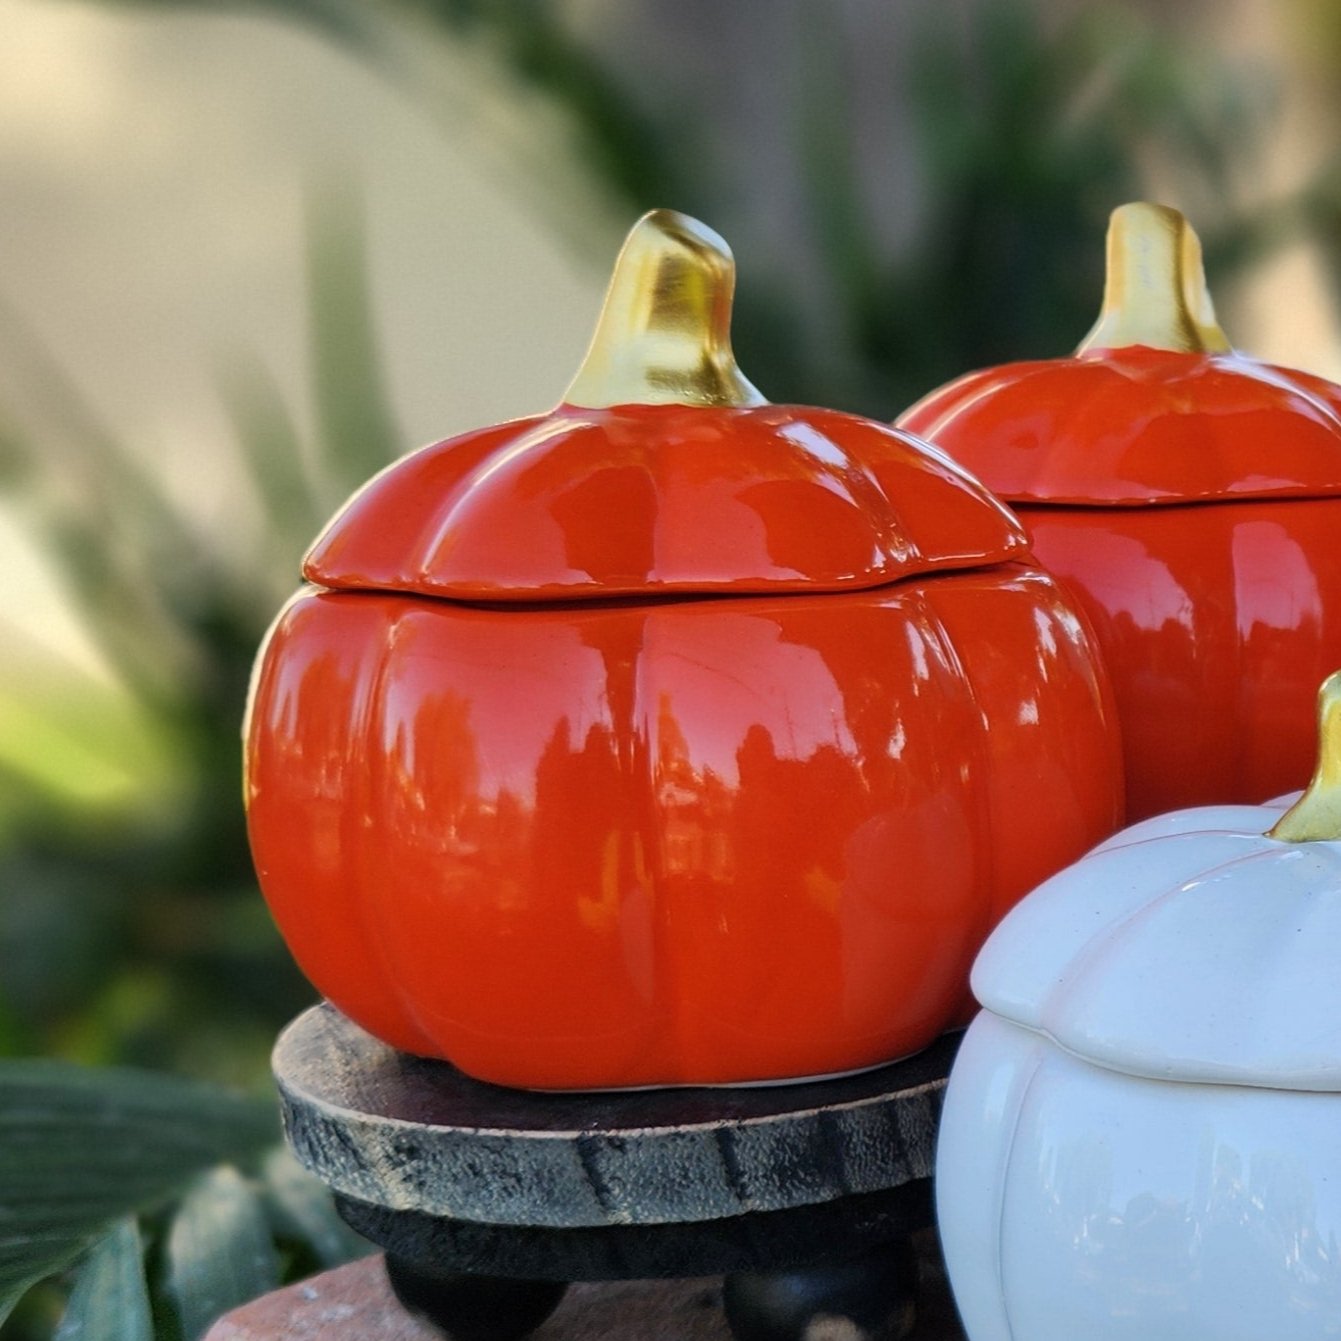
(722, 1235), (918, 1341)
(383, 1255), (568, 1341)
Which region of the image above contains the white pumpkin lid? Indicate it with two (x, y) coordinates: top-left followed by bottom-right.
(971, 675), (1341, 1092)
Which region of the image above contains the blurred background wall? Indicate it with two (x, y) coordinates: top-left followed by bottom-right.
(0, 0), (603, 678)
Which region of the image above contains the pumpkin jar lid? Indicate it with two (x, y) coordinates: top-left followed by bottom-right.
(969, 672), (1341, 1093)
(899, 202), (1341, 507)
(306, 210), (1027, 603)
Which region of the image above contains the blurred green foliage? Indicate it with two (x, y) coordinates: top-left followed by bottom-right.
(0, 193), (391, 1339)
(0, 192), (399, 1085)
(5, 1), (1341, 1335)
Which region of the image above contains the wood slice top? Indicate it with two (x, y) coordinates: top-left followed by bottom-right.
(275, 1006), (957, 1230)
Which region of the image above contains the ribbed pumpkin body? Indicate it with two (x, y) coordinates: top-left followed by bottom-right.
(246, 566), (1118, 1087)
(902, 346), (1341, 820)
(245, 401), (1123, 1088)
(938, 715), (1341, 1341)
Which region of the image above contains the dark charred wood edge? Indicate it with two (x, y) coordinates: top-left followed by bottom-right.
(274, 1005), (959, 1229)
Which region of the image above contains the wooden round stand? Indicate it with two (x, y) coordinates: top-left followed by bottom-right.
(274, 1005), (960, 1341)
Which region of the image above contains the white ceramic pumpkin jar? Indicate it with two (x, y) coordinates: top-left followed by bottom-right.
(936, 672), (1341, 1341)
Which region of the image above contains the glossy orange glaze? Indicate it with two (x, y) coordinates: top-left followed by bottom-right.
(245, 209), (1124, 1087)
(246, 566), (1121, 1088)
(305, 403), (1028, 599)
(900, 347), (1341, 505)
(1022, 498), (1341, 818)
(900, 348), (1341, 821)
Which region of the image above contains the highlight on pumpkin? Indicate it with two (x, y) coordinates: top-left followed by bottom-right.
(1076, 202), (1232, 357)
(1269, 670), (1341, 842)
(563, 208), (767, 410)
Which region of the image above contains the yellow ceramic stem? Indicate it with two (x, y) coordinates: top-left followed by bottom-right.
(563, 209), (767, 409)
(1076, 202), (1232, 356)
(1269, 671), (1341, 842)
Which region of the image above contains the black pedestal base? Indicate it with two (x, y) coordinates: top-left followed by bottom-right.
(335, 1180), (932, 1283)
(383, 1259), (569, 1341)
(340, 1183), (933, 1339)
(381, 1246), (919, 1341)
(724, 1237), (918, 1341)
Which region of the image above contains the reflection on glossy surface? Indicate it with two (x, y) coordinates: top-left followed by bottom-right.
(246, 207), (1123, 1088)
(311, 205), (1029, 604)
(898, 203), (1341, 506)
(1075, 202), (1231, 357)
(968, 790), (1341, 1090)
(1024, 499), (1340, 817)
(901, 348), (1341, 506)
(897, 203), (1341, 821)
(900, 356), (1341, 820)
(940, 758), (1341, 1339)
(561, 209), (766, 410)
(939, 1015), (1341, 1341)
(1271, 672), (1341, 842)
(245, 567), (1121, 1088)
(305, 402), (1030, 601)
(902, 362), (1341, 820)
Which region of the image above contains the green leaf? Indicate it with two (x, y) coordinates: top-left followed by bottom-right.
(52, 1219), (152, 1341)
(166, 1167), (281, 1341)
(259, 1148), (371, 1269)
(0, 1061), (278, 1324)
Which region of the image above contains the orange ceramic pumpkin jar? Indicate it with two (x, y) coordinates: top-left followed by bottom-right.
(900, 202), (1341, 822)
(244, 211), (1123, 1089)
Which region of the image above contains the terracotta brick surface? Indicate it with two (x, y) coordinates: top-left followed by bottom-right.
(204, 1233), (967, 1340)
(202, 1255), (731, 1341)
